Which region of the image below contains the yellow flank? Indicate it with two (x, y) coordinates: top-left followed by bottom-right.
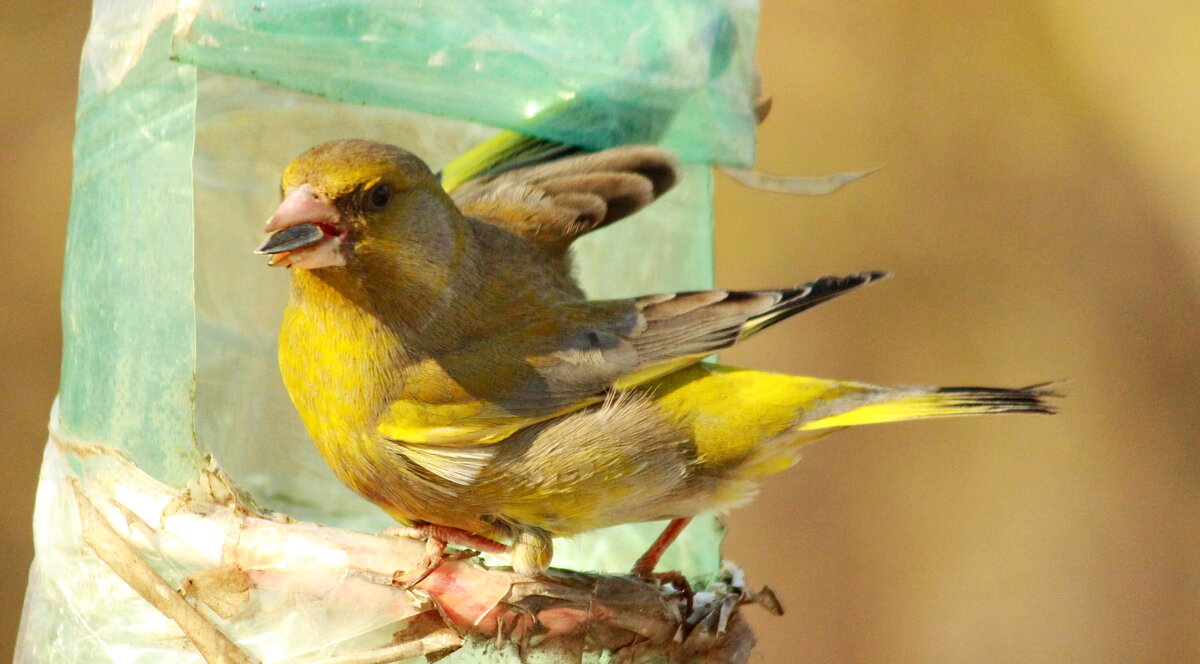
(649, 364), (849, 468)
(376, 399), (496, 443)
(376, 399), (570, 445)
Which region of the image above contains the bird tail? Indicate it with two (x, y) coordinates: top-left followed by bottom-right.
(798, 384), (1058, 431)
(651, 364), (1059, 481)
(737, 380), (1059, 478)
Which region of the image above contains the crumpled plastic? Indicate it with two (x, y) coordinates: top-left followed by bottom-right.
(172, 0), (759, 166)
(27, 0), (760, 660)
(17, 422), (761, 663)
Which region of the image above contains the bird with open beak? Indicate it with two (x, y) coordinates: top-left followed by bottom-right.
(258, 139), (1055, 584)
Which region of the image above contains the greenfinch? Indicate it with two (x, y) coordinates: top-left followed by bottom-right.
(258, 139), (1054, 578)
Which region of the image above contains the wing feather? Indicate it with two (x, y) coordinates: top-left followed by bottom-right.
(376, 272), (889, 452)
(450, 146), (680, 250)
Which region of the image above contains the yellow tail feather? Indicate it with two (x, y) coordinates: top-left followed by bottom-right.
(801, 385), (1057, 431)
(649, 364), (1057, 480)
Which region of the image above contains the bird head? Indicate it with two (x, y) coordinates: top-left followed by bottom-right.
(257, 140), (458, 271)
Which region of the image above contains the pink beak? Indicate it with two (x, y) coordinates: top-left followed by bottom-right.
(265, 183), (337, 232)
(257, 183), (347, 269)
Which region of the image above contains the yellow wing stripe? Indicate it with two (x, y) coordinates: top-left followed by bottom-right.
(440, 131), (560, 192)
(376, 396), (588, 445)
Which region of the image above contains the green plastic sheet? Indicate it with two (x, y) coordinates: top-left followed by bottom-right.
(24, 0), (761, 660)
(173, 0), (758, 166)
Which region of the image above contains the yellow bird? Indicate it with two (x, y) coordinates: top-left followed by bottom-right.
(258, 139), (1055, 579)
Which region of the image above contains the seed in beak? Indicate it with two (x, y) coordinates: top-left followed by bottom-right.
(256, 222), (327, 255)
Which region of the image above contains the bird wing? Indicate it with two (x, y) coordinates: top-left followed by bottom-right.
(438, 130), (589, 191)
(538, 271), (892, 399)
(376, 272), (889, 454)
(448, 146), (679, 251)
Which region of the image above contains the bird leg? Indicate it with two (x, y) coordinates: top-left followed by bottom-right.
(386, 524), (508, 588)
(632, 517), (694, 611)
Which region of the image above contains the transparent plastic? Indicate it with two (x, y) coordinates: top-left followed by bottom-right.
(22, 0), (759, 660)
(58, 19), (203, 486)
(173, 0), (759, 166)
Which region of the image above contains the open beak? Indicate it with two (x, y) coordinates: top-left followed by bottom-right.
(256, 183), (347, 268)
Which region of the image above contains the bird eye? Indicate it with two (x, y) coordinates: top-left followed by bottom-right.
(368, 183), (392, 209)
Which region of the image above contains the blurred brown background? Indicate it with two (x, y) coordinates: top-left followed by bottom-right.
(3, 2), (1198, 662)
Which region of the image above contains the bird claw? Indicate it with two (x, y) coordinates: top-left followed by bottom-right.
(633, 569), (695, 616)
(630, 517), (696, 614)
(386, 524), (507, 589)
(493, 600), (545, 655)
(393, 549), (482, 590)
(384, 524), (508, 554)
